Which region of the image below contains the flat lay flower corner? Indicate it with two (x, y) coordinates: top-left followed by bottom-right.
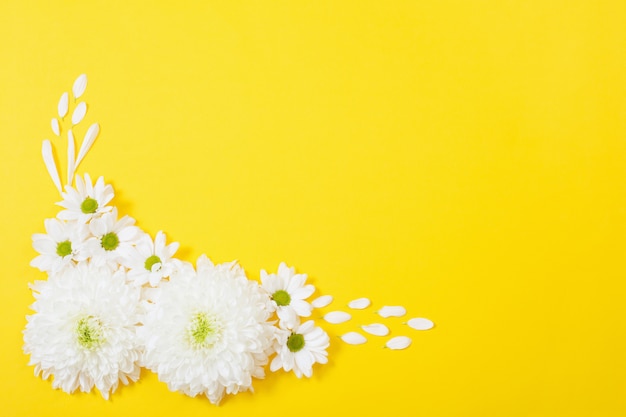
(22, 75), (435, 404)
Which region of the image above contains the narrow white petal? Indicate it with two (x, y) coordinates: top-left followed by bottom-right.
(323, 311), (351, 324)
(348, 297), (371, 309)
(72, 74), (87, 99)
(67, 129), (75, 185)
(75, 123), (99, 169)
(385, 336), (412, 350)
(361, 323), (389, 336)
(58, 92), (68, 118)
(341, 332), (367, 345)
(377, 305), (407, 318)
(51, 118), (60, 136)
(407, 318), (434, 331)
(42, 140), (62, 193)
(311, 295), (333, 308)
(71, 102), (87, 125)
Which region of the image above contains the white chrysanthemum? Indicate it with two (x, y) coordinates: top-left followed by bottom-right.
(139, 255), (276, 405)
(125, 231), (181, 287)
(56, 174), (114, 223)
(260, 262), (315, 329)
(85, 208), (140, 268)
(270, 320), (330, 378)
(23, 263), (142, 399)
(30, 218), (89, 273)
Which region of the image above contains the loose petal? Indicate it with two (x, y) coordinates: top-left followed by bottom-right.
(72, 102), (87, 125)
(323, 311), (351, 324)
(361, 323), (389, 336)
(377, 305), (406, 318)
(407, 318), (434, 331)
(74, 123), (99, 170)
(72, 74), (87, 99)
(51, 118), (60, 136)
(385, 336), (412, 350)
(311, 295), (333, 308)
(58, 92), (69, 118)
(67, 129), (75, 186)
(348, 297), (370, 309)
(42, 140), (62, 193)
(341, 332), (367, 345)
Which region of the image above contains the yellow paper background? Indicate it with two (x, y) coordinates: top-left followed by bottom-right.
(1, 1), (625, 416)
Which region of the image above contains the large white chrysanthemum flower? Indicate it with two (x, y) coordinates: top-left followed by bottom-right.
(125, 231), (182, 287)
(139, 255), (276, 405)
(85, 208), (140, 268)
(270, 320), (330, 378)
(56, 174), (114, 223)
(30, 218), (89, 273)
(23, 263), (142, 399)
(260, 262), (315, 329)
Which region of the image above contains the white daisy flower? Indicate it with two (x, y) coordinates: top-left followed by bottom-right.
(270, 320), (330, 378)
(85, 208), (140, 268)
(56, 174), (114, 223)
(23, 263), (142, 399)
(30, 218), (89, 273)
(260, 262), (315, 329)
(139, 256), (276, 405)
(125, 231), (181, 287)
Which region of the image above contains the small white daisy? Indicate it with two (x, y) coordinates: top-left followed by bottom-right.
(23, 263), (142, 399)
(30, 218), (89, 273)
(125, 231), (181, 287)
(260, 262), (315, 329)
(56, 174), (114, 223)
(270, 320), (330, 378)
(85, 208), (140, 268)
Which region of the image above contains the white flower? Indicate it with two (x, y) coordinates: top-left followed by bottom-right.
(260, 262), (314, 329)
(139, 256), (276, 405)
(270, 320), (330, 378)
(125, 231), (181, 287)
(56, 174), (114, 223)
(30, 218), (89, 273)
(23, 263), (142, 399)
(86, 208), (140, 268)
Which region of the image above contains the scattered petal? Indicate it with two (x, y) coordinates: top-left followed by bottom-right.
(323, 311), (351, 324)
(348, 297), (370, 309)
(311, 295), (333, 308)
(407, 318), (434, 331)
(72, 102), (87, 125)
(42, 140), (62, 193)
(74, 123), (99, 170)
(340, 332), (367, 345)
(385, 336), (412, 350)
(51, 118), (60, 136)
(72, 74), (87, 99)
(58, 92), (68, 118)
(67, 129), (75, 186)
(361, 323), (389, 336)
(377, 305), (406, 318)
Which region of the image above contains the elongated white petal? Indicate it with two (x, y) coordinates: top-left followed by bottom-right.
(74, 123), (99, 169)
(407, 318), (434, 331)
(348, 297), (370, 309)
(72, 102), (87, 125)
(72, 74), (87, 99)
(311, 295), (333, 308)
(323, 311), (351, 324)
(42, 140), (62, 193)
(377, 305), (406, 318)
(341, 332), (367, 345)
(385, 336), (412, 350)
(58, 92), (68, 118)
(361, 323), (389, 336)
(51, 118), (60, 136)
(67, 129), (75, 186)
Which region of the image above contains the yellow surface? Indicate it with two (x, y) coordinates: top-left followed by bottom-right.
(1, 1), (625, 416)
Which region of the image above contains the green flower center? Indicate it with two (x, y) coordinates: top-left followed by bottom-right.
(187, 312), (221, 349)
(144, 255), (162, 271)
(56, 240), (72, 257)
(272, 289), (291, 307)
(76, 316), (105, 350)
(101, 232), (119, 251)
(80, 197), (98, 214)
(287, 333), (305, 353)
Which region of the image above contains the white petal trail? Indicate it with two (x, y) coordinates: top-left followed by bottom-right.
(361, 323), (389, 336)
(311, 295), (333, 308)
(72, 102), (87, 125)
(74, 123), (99, 170)
(341, 332), (367, 345)
(42, 140), (62, 193)
(377, 305), (406, 318)
(51, 118), (60, 136)
(407, 318), (434, 331)
(73, 74), (87, 99)
(323, 311), (351, 324)
(348, 297), (370, 309)
(385, 336), (412, 350)
(58, 92), (68, 118)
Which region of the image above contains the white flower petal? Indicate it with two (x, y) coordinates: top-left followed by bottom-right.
(51, 118), (60, 136)
(58, 92), (68, 118)
(340, 332), (367, 345)
(42, 140), (62, 193)
(311, 295), (333, 308)
(385, 336), (412, 350)
(377, 305), (406, 318)
(361, 323), (389, 336)
(323, 311), (351, 324)
(72, 74), (87, 99)
(75, 123), (99, 169)
(71, 102), (87, 125)
(407, 317), (434, 331)
(348, 297), (370, 309)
